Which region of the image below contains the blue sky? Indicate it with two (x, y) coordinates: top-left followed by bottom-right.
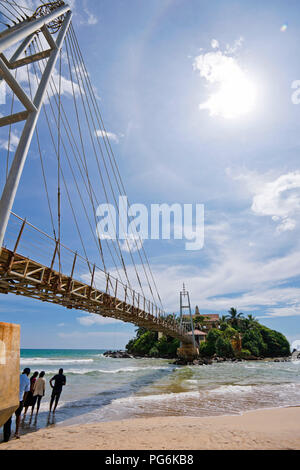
(1, 0), (300, 349)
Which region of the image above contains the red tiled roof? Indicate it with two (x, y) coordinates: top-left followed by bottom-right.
(196, 314), (220, 321)
(187, 329), (207, 336)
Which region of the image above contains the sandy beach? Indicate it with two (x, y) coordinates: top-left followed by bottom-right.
(1, 407), (300, 450)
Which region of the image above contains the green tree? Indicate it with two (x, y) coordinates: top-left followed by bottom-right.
(226, 308), (244, 329)
(258, 326), (290, 357)
(126, 331), (157, 355)
(242, 329), (267, 357)
(157, 335), (180, 357)
(215, 337), (234, 358)
(200, 328), (223, 357)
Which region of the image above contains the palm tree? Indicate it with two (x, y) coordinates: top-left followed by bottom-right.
(226, 308), (244, 328)
(247, 314), (257, 323)
(194, 315), (205, 330)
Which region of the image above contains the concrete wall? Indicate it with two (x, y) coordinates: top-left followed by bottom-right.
(0, 322), (20, 427)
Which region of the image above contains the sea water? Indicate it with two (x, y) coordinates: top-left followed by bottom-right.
(2, 349), (300, 436)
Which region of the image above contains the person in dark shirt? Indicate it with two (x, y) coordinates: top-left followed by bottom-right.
(49, 368), (66, 413)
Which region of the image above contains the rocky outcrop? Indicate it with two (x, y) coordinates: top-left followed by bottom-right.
(104, 350), (133, 359)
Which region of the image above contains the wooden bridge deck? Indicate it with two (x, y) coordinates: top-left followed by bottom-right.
(0, 246), (192, 344)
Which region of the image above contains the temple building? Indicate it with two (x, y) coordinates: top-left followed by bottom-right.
(194, 306), (220, 330)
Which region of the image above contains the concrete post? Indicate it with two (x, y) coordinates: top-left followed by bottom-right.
(0, 322), (20, 427)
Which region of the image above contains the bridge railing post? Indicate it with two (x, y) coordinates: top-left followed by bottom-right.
(114, 278), (118, 301)
(91, 264), (96, 289)
(124, 286), (127, 306)
(6, 218), (26, 273)
(105, 273), (110, 294)
(70, 252), (77, 279)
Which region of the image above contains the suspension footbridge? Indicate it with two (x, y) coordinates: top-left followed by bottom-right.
(0, 1), (197, 353)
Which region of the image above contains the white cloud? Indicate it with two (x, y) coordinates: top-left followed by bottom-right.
(193, 39), (256, 119)
(114, 238), (300, 319)
(251, 172), (300, 233)
(84, 8), (98, 25)
(225, 36), (244, 54)
(0, 130), (20, 151)
(230, 168), (300, 233)
(95, 130), (120, 143)
(77, 314), (122, 326)
(211, 39), (219, 49)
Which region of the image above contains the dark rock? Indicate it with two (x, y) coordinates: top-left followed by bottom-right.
(104, 350), (133, 359)
(203, 359), (213, 365)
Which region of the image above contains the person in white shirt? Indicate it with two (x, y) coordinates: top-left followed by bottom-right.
(15, 368), (31, 438)
(3, 368), (31, 441)
(32, 371), (46, 416)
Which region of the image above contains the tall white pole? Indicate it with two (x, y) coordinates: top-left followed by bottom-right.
(0, 10), (72, 249)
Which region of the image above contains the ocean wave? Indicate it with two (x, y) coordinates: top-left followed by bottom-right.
(38, 365), (173, 376)
(210, 384), (254, 395)
(97, 366), (172, 374)
(20, 358), (94, 365)
(113, 391), (200, 405)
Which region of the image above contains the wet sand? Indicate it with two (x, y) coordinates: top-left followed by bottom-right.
(1, 407), (300, 450)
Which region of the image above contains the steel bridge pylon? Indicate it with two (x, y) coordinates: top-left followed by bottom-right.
(177, 284), (199, 361)
(0, 2), (72, 249)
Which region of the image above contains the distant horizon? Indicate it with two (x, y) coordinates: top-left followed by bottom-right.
(20, 348), (114, 350)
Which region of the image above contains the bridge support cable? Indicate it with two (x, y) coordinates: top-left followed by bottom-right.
(0, 2), (165, 320)
(24, 30), (128, 286)
(66, 27), (163, 308)
(0, 3), (72, 249)
(70, 25), (164, 312)
(31, 35), (128, 286)
(32, 27), (150, 300)
(64, 32), (146, 299)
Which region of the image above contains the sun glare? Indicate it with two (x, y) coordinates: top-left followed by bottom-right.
(205, 72), (257, 119)
(195, 48), (257, 120)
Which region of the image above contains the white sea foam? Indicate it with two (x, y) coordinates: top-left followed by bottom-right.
(20, 358), (94, 365)
(97, 366), (172, 374)
(210, 384), (254, 395)
(36, 365), (173, 376)
(113, 391), (201, 405)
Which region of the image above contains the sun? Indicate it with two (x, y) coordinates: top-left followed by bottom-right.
(206, 72), (257, 120)
(195, 50), (257, 120)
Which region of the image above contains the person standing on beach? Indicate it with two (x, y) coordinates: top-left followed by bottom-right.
(23, 371), (39, 418)
(32, 371), (46, 416)
(3, 368), (31, 441)
(49, 368), (66, 413)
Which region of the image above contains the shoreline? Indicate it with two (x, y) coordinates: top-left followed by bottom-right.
(1, 406), (300, 450)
